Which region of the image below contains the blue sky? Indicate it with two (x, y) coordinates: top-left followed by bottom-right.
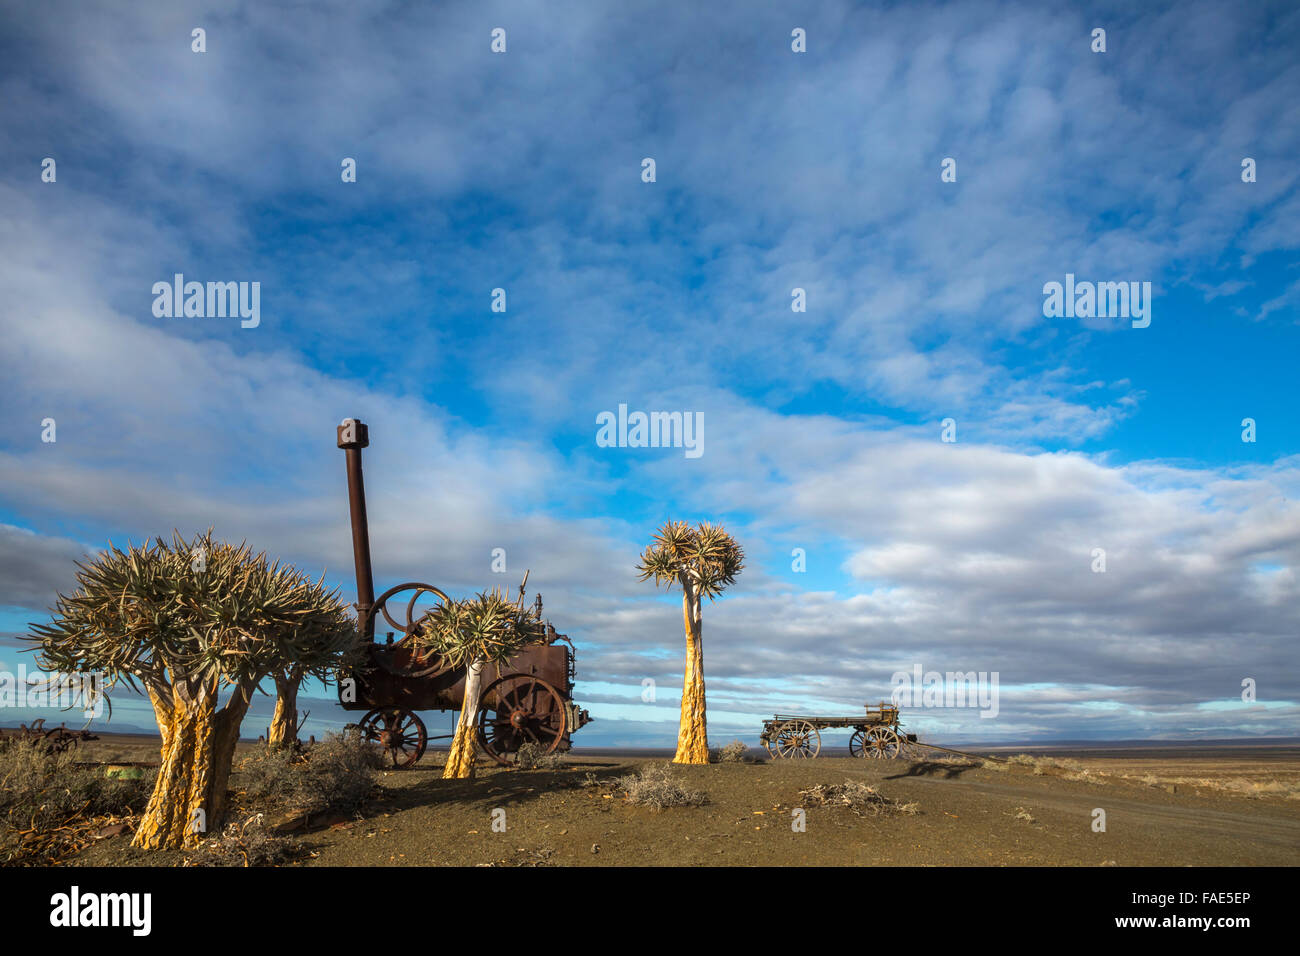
(1, 0), (1298, 749)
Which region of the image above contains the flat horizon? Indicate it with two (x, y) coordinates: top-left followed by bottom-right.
(11, 725), (1296, 753)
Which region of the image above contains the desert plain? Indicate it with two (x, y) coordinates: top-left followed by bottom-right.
(56, 734), (1300, 867)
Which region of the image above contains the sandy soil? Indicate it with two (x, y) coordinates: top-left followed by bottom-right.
(63, 737), (1300, 867)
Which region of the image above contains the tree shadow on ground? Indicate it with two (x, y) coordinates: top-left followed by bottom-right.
(368, 763), (627, 815)
(886, 759), (981, 780)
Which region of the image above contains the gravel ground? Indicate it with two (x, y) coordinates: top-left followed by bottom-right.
(57, 738), (1300, 867)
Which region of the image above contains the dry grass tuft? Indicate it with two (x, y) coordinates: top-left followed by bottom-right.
(710, 740), (758, 763)
(990, 754), (1086, 775)
(618, 763), (707, 810)
(986, 752), (1300, 801)
(236, 729), (383, 818)
(1120, 773), (1300, 800)
(0, 738), (154, 863)
(513, 743), (565, 770)
(186, 813), (302, 867)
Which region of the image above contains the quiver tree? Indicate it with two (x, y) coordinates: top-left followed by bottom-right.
(636, 521), (744, 764)
(268, 662), (306, 749)
(417, 588), (542, 779)
(26, 531), (355, 849)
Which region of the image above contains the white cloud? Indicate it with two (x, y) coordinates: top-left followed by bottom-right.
(2, 0), (1298, 743)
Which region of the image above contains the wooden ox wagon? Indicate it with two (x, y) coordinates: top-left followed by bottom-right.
(759, 701), (916, 759)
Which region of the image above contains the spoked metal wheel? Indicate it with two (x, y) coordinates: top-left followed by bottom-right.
(476, 674), (568, 766)
(358, 707), (428, 768)
(359, 582), (452, 679)
(771, 719), (822, 759)
(866, 725), (903, 759)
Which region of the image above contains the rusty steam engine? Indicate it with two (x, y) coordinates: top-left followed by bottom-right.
(335, 419), (591, 767)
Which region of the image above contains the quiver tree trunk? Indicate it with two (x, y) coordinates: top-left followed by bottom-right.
(268, 670), (301, 748)
(674, 584), (709, 764)
(132, 682), (252, 850)
(444, 660), (483, 779)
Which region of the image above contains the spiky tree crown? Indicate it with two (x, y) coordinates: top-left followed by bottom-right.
(416, 589), (543, 669)
(26, 530), (356, 695)
(636, 520), (745, 600)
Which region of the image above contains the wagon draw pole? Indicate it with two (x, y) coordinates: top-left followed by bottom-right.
(908, 740), (1007, 763)
(337, 418), (376, 641)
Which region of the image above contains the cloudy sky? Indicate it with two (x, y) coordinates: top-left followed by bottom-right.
(1, 0), (1297, 747)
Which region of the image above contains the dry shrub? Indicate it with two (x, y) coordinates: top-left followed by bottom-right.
(1063, 769), (1104, 783)
(710, 740), (756, 763)
(514, 743), (565, 770)
(993, 754), (1085, 775)
(1231, 779), (1300, 799)
(619, 763), (707, 810)
(1120, 773), (1300, 800)
(1042, 757), (1084, 773)
(0, 738), (154, 863)
(988, 753), (1299, 801)
(237, 729), (383, 817)
(798, 780), (919, 816)
(187, 813), (301, 867)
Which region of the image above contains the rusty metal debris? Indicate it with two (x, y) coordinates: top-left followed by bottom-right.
(0, 718), (98, 755)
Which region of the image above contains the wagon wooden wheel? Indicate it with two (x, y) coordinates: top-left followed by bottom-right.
(476, 674), (567, 766)
(848, 728), (872, 758)
(358, 707), (427, 768)
(770, 719), (821, 759)
(866, 726), (903, 759)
